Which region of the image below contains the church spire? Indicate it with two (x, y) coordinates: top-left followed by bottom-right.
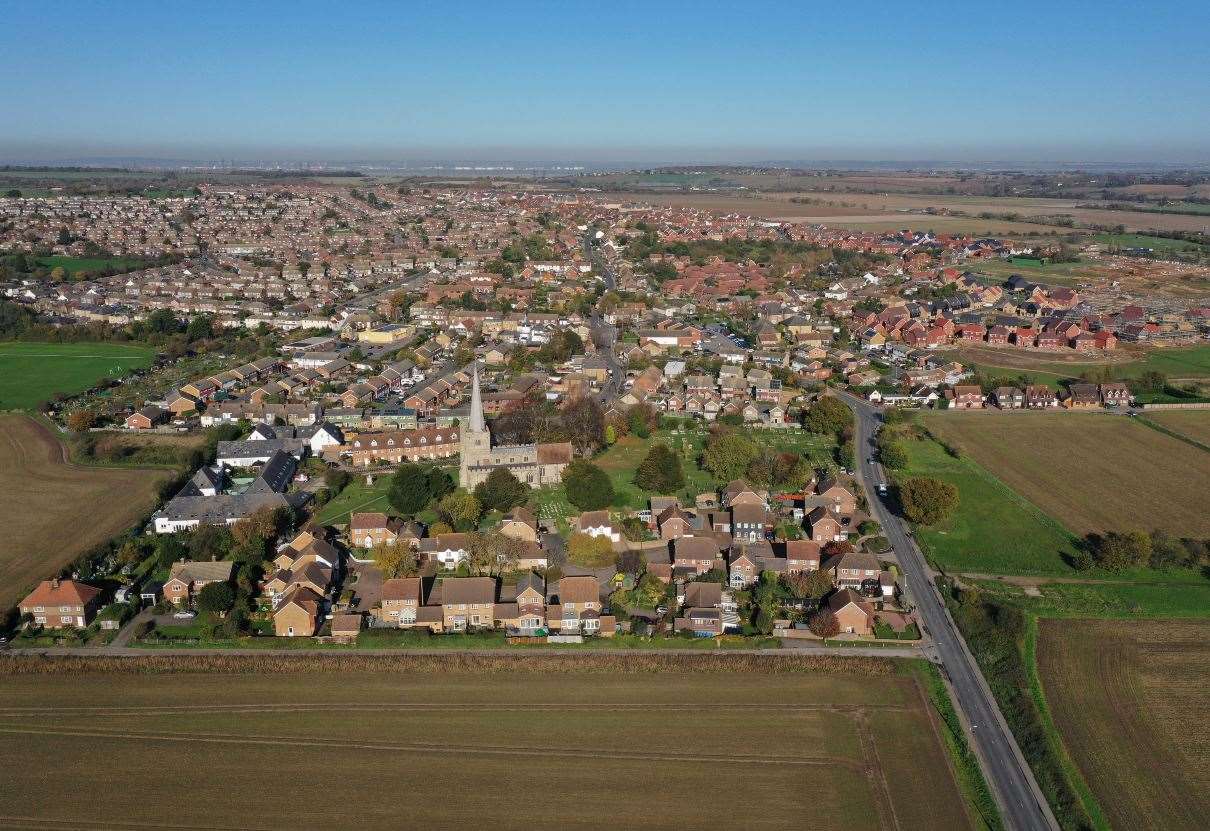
(469, 363), (485, 433)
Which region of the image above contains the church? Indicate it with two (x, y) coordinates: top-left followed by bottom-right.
(460, 367), (573, 489)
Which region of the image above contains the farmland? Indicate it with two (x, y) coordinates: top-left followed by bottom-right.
(921, 411), (1210, 537)
(0, 341), (154, 410)
(0, 656), (977, 831)
(1146, 409), (1210, 446)
(0, 414), (169, 612)
(1036, 619), (1210, 831)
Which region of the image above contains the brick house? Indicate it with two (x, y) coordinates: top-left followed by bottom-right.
(163, 561), (234, 604)
(806, 506), (845, 544)
(19, 578), (102, 628)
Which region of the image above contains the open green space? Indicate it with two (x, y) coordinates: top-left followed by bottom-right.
(313, 475), (394, 526)
(0, 341), (154, 410)
(0, 657), (977, 831)
(36, 254), (149, 276)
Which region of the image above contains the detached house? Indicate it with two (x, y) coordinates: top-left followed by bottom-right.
(19, 578), (102, 628)
(548, 576), (604, 634)
(164, 560), (234, 604)
(806, 506), (845, 544)
(991, 386), (1024, 409)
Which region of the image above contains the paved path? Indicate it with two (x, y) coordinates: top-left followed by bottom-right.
(839, 390), (1059, 831)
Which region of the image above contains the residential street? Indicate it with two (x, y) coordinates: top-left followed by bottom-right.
(838, 390), (1060, 831)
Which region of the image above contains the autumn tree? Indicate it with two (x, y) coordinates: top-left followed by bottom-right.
(466, 531), (523, 576)
(702, 430), (760, 482)
(566, 532), (615, 568)
(808, 609), (840, 638)
(897, 477), (959, 525)
(784, 569), (833, 600)
(66, 409), (96, 432)
(561, 395), (605, 455)
(374, 544), (419, 579)
(437, 489), (482, 532)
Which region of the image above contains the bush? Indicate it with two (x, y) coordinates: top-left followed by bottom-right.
(898, 477), (959, 525)
(566, 533), (615, 568)
(808, 610), (840, 638)
(195, 582), (235, 616)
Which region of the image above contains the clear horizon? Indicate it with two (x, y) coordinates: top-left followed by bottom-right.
(3, 0), (1209, 166)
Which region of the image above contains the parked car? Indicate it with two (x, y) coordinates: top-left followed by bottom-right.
(172, 610), (196, 620)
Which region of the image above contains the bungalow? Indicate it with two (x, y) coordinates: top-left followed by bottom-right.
(125, 405), (166, 430)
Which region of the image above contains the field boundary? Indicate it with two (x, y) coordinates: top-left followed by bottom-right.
(1134, 415), (1210, 454)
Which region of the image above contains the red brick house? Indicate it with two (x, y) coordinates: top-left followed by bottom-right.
(19, 578), (102, 628)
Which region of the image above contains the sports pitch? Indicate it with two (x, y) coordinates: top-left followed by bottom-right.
(0, 341), (154, 410)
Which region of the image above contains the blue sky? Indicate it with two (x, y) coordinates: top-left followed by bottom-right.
(2, 0), (1208, 163)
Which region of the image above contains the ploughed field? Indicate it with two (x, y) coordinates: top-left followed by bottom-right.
(921, 412), (1210, 537)
(0, 656), (973, 831)
(0, 414), (168, 611)
(1036, 619), (1210, 831)
(0, 341), (154, 410)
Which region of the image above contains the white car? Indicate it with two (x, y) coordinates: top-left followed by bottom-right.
(172, 610), (196, 620)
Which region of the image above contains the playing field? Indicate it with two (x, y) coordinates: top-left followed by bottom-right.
(0, 341), (154, 410)
(0, 414), (168, 611)
(922, 412), (1210, 537)
(0, 656), (975, 831)
(1036, 619), (1210, 831)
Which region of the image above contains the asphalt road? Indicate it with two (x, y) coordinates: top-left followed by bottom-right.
(583, 234), (625, 401)
(839, 391), (1059, 831)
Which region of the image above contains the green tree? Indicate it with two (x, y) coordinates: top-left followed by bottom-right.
(702, 431), (760, 481)
(195, 582), (235, 616)
(324, 468), (351, 494)
(634, 443), (684, 493)
(186, 315), (214, 342)
(437, 489), (482, 531)
(388, 464), (433, 515)
(898, 477), (959, 525)
(879, 442), (908, 470)
(473, 467), (529, 513)
(803, 396), (853, 435)
(562, 460), (614, 511)
(1088, 530), (1152, 571)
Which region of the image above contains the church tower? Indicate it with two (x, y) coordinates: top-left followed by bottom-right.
(460, 364), (491, 483)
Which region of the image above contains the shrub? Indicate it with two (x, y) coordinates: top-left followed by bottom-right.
(808, 610), (840, 638)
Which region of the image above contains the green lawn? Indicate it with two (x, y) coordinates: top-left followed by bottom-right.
(900, 436), (1081, 575)
(314, 476), (394, 526)
(0, 341), (155, 410)
(37, 255), (150, 276)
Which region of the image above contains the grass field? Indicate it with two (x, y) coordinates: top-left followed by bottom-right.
(36, 254), (148, 276)
(943, 344), (1210, 383)
(0, 414), (169, 612)
(922, 412), (1210, 537)
(0, 341), (155, 410)
(313, 475), (394, 526)
(900, 433), (1081, 575)
(0, 657), (976, 831)
(1145, 410), (1210, 446)
(1036, 619), (1210, 831)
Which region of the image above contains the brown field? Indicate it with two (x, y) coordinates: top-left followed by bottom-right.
(0, 658), (974, 831)
(0, 414), (169, 611)
(1146, 410), (1210, 446)
(921, 412), (1210, 536)
(1036, 619), (1210, 831)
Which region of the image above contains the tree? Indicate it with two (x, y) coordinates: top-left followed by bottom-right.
(231, 506), (285, 552)
(388, 464), (433, 515)
(701, 431), (760, 481)
(66, 409), (96, 432)
(473, 467), (529, 513)
(466, 531), (522, 576)
(324, 468), (351, 494)
(561, 396), (605, 454)
(627, 402), (657, 438)
(897, 477), (959, 525)
(879, 442), (908, 470)
(784, 569), (833, 600)
(566, 532), (615, 568)
(822, 540), (854, 559)
(803, 396), (853, 435)
(808, 610), (840, 638)
(437, 489), (482, 532)
(634, 443), (684, 493)
(196, 582), (235, 616)
(374, 544), (418, 579)
(562, 460), (614, 511)
(186, 315), (214, 342)
(155, 535), (187, 570)
(1087, 530), (1151, 572)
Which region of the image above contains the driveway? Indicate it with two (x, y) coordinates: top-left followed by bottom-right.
(346, 560), (383, 612)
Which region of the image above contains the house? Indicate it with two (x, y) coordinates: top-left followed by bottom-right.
(784, 540), (822, 573)
(379, 577), (424, 626)
(815, 476), (856, 514)
(675, 606), (723, 637)
(272, 585), (324, 636)
(1062, 383), (1101, 409)
(727, 547), (760, 588)
(330, 614), (363, 642)
(440, 576), (497, 631)
(723, 479), (765, 508)
(827, 588), (874, 635)
(1099, 382), (1132, 406)
(125, 405), (166, 430)
(18, 578), (103, 628)
(419, 533), (471, 569)
(1023, 385), (1058, 408)
(806, 506), (845, 544)
(499, 507), (539, 543)
(824, 550), (882, 590)
(950, 385), (985, 409)
(349, 512), (404, 548)
(991, 386), (1024, 409)
(549, 575), (603, 634)
(574, 510), (621, 543)
(655, 505), (694, 540)
(672, 536), (721, 577)
(730, 502), (768, 543)
(163, 560), (234, 604)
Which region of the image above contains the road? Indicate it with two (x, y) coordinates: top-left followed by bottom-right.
(583, 233), (625, 402)
(839, 390), (1059, 831)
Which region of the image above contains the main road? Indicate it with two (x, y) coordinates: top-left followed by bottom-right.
(839, 390), (1059, 831)
(583, 231), (624, 401)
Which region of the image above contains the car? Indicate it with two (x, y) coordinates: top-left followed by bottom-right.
(877, 483), (888, 497)
(172, 610), (196, 620)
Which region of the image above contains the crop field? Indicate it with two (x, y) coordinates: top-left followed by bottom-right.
(0, 657), (975, 831)
(922, 412), (1210, 537)
(0, 414), (168, 611)
(0, 341), (155, 410)
(1036, 619), (1210, 831)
